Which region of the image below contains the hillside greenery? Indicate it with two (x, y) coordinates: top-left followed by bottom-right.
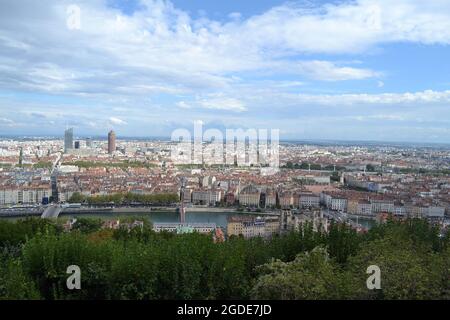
(0, 217), (448, 300)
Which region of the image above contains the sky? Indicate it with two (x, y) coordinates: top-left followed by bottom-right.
(0, 0), (450, 143)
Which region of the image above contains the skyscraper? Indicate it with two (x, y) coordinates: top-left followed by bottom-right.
(74, 141), (80, 149)
(64, 128), (73, 153)
(19, 147), (23, 166)
(108, 130), (116, 154)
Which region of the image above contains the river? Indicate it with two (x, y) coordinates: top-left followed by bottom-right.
(62, 211), (240, 229)
(348, 216), (376, 229)
(1, 210), (376, 230)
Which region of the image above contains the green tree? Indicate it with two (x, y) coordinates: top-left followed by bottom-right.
(251, 247), (350, 299)
(0, 260), (41, 300)
(346, 236), (443, 299)
(71, 218), (103, 234)
(326, 222), (362, 264)
(68, 192), (86, 203)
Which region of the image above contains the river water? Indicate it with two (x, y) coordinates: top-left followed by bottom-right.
(349, 216), (376, 229)
(60, 211), (238, 229)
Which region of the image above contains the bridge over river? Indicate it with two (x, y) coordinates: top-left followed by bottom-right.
(41, 205), (63, 218)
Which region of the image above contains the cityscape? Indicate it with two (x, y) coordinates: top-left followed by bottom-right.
(0, 0), (450, 306)
(1, 129), (449, 238)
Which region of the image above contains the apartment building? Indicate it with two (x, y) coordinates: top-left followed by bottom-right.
(238, 185), (260, 207)
(0, 186), (51, 205)
(279, 191), (293, 209)
(264, 189), (277, 208)
(153, 223), (216, 234)
(191, 189), (222, 206)
(371, 199), (394, 213)
(227, 216), (280, 239)
(331, 197), (347, 211)
(192, 190), (209, 205)
(357, 200), (372, 216)
(0, 187), (19, 205)
(394, 203), (407, 216)
(321, 192), (348, 212)
(299, 193), (320, 208)
(293, 210), (329, 233)
(225, 192), (236, 205)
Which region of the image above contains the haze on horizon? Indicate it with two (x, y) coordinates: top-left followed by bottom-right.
(1, 0), (450, 143)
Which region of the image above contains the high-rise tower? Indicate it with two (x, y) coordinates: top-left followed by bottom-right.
(108, 130), (116, 154)
(64, 128), (73, 153)
(18, 147), (23, 166)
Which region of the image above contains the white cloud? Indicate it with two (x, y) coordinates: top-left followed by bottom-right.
(272, 81), (305, 88)
(294, 60), (379, 81)
(232, 89), (450, 108)
(236, 0), (450, 54)
(0, 117), (15, 126)
(293, 89), (450, 106)
(197, 96), (247, 112)
(176, 101), (191, 109)
(228, 12), (242, 20)
(352, 114), (406, 121)
(112, 107), (128, 112)
(1, 0), (450, 142)
(2, 0), (449, 102)
(109, 117), (127, 125)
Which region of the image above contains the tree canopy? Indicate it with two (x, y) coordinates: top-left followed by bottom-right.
(0, 217), (448, 300)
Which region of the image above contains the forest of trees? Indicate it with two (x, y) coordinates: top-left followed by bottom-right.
(0, 217), (449, 300)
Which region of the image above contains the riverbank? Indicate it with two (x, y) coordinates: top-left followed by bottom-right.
(109, 206), (239, 213)
(0, 212), (41, 218)
(59, 211), (246, 229)
(0, 205), (279, 219)
(347, 213), (377, 229)
(347, 213), (376, 220)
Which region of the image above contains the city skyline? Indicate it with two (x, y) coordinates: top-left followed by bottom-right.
(1, 0), (449, 305)
(2, 130), (450, 147)
(1, 0), (450, 143)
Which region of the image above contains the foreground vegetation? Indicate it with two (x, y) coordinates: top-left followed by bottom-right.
(0, 217), (449, 300)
